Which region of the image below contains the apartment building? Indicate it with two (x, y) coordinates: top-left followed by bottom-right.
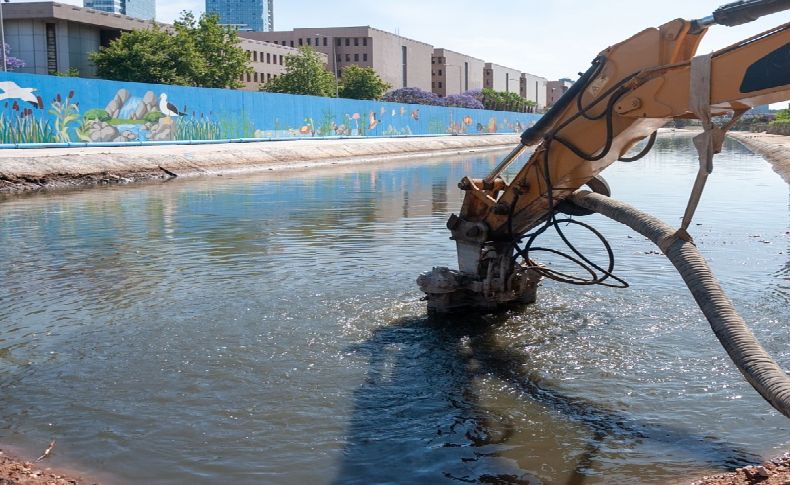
(483, 62), (522, 94)
(520, 72), (548, 108)
(239, 27), (433, 91)
(238, 38), (324, 89)
(431, 48), (484, 97)
(547, 78), (574, 106)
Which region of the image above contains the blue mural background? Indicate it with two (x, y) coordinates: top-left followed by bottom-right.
(0, 72), (541, 146)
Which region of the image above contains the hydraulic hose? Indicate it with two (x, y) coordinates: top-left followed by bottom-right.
(569, 190), (790, 418)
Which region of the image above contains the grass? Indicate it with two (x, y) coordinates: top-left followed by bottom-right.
(175, 116), (222, 140)
(0, 111), (57, 144)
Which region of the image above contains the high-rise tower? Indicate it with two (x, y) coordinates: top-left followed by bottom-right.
(83, 0), (155, 20)
(205, 0), (272, 32)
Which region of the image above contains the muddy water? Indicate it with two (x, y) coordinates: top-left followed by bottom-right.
(0, 133), (787, 484)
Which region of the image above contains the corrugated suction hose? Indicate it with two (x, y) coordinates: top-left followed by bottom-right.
(570, 190), (790, 418)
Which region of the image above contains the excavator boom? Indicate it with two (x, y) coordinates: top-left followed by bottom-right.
(418, 0), (790, 313)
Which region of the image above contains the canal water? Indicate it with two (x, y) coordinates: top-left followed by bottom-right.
(0, 132), (787, 484)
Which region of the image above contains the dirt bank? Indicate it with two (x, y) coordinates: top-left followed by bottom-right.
(689, 452), (790, 485)
(0, 448), (91, 484)
(0, 135), (519, 193)
(728, 131), (790, 184)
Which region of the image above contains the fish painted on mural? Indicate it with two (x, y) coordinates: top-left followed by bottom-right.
(369, 112), (379, 130)
(463, 115), (472, 126)
(476, 122), (484, 133)
(411, 109), (420, 121)
(0, 81), (39, 106)
(159, 93), (185, 117)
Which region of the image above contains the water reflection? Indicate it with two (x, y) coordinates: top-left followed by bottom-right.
(334, 314), (759, 485)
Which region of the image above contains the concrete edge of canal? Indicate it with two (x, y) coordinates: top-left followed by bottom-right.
(0, 134), (520, 193)
(728, 131), (790, 184)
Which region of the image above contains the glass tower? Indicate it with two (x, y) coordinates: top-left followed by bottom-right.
(84, 0), (155, 20)
(205, 0), (268, 32)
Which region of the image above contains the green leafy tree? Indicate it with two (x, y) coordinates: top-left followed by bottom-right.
(260, 47), (337, 97)
(90, 12), (249, 88)
(775, 107), (790, 122)
(338, 65), (391, 100)
(174, 12), (249, 88)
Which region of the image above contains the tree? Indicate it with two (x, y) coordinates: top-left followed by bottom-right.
(381, 87), (444, 106)
(338, 65), (390, 100)
(3, 44), (25, 71)
(90, 12), (249, 88)
(174, 12), (249, 89)
(260, 47), (337, 97)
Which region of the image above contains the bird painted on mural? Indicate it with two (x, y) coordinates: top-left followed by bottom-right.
(0, 81), (39, 106)
(369, 111), (379, 130)
(159, 93), (185, 117)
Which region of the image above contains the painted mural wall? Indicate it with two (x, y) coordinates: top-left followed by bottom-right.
(0, 72), (542, 145)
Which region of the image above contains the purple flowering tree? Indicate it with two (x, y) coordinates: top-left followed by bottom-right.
(3, 44), (25, 71)
(381, 87), (446, 106)
(444, 93), (484, 109)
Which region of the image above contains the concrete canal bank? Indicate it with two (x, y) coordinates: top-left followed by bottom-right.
(0, 135), (519, 193)
(729, 132), (790, 184)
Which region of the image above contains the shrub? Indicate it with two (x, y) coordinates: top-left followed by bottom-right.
(144, 111), (165, 123)
(84, 108), (111, 122)
(443, 93), (484, 109)
(382, 87), (445, 106)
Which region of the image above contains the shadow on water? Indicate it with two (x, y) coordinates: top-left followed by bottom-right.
(333, 313), (760, 485)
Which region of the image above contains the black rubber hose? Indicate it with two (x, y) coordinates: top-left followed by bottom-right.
(570, 190), (790, 417)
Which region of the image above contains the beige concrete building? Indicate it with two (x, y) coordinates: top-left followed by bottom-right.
(239, 27), (434, 91)
(520, 72), (548, 108)
(483, 62), (522, 94)
(1, 1), (154, 77)
(238, 38), (324, 90)
(546, 79), (574, 106)
(2, 2), (302, 91)
(430, 48), (484, 97)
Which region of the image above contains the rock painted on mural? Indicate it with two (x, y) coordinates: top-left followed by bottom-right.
(0, 74), (541, 144)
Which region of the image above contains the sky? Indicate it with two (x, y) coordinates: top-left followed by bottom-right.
(52, 0), (790, 103)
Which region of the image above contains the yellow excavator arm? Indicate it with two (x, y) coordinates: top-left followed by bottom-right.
(419, 0), (790, 313)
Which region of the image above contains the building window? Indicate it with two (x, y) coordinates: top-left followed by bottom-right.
(298, 38), (303, 46)
(354, 38), (359, 46)
(438, 69), (442, 76)
(438, 81), (442, 88)
(323, 37), (327, 46)
(363, 53), (367, 62)
(254, 72), (258, 82)
(267, 53), (271, 63)
(337, 68), (342, 78)
(247, 72), (251, 82)
(290, 40), (294, 47)
(354, 53), (359, 61)
(280, 55), (284, 65)
(336, 53), (341, 62)
(345, 54), (350, 62)
(336, 38), (341, 46)
(345, 38), (350, 46)
(402, 45), (407, 87)
(431, 57), (435, 64)
(267, 73), (271, 81)
(362, 38), (367, 46)
(281, 40), (286, 46)
(307, 38), (311, 46)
